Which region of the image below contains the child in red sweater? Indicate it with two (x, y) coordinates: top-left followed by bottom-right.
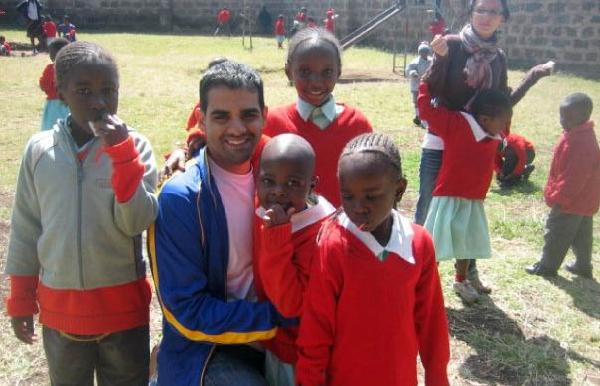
(296, 133), (449, 386)
(254, 133), (335, 386)
(165, 28), (372, 207)
(265, 27), (372, 206)
(419, 82), (512, 304)
(0, 35), (12, 56)
(275, 14), (286, 48)
(526, 93), (599, 278)
(495, 132), (536, 188)
(39, 38), (70, 131)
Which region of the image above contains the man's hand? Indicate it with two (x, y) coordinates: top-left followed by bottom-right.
(11, 316), (36, 344)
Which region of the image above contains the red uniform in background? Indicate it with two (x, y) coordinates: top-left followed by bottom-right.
(43, 20), (57, 38)
(325, 8), (335, 33)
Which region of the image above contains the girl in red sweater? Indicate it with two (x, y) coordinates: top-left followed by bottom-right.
(418, 81), (512, 304)
(39, 38), (70, 130)
(254, 133), (335, 386)
(264, 27), (372, 207)
(296, 133), (449, 386)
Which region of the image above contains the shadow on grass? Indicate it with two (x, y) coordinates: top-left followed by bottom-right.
(544, 275), (600, 319)
(489, 179), (541, 196)
(447, 297), (599, 385)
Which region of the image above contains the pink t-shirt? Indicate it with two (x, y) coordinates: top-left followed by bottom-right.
(209, 157), (256, 301)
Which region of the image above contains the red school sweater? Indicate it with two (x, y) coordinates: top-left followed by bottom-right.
(6, 136), (152, 335)
(418, 82), (501, 200)
(253, 196), (334, 364)
(544, 121), (600, 216)
(39, 63), (59, 100)
(494, 133), (535, 177)
(264, 104), (372, 207)
(295, 215), (450, 386)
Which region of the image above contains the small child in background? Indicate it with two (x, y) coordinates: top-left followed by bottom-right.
(324, 8), (335, 34)
(58, 15), (76, 42)
(306, 17), (317, 28)
(0, 35), (12, 56)
(39, 38), (70, 131)
(42, 15), (57, 46)
(405, 42), (432, 126)
(526, 93), (599, 279)
(495, 132), (535, 188)
(275, 14), (286, 49)
(419, 82), (511, 304)
(214, 7), (231, 36)
(296, 133), (449, 386)
(254, 133), (335, 386)
(5, 41), (158, 385)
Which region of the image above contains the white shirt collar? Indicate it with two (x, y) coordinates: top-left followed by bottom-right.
(296, 96), (338, 122)
(256, 195), (335, 233)
(460, 111), (502, 142)
(337, 209), (415, 264)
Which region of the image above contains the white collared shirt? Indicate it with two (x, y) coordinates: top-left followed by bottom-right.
(337, 209), (415, 264)
(296, 97), (345, 130)
(256, 195), (336, 234)
(460, 111), (503, 142)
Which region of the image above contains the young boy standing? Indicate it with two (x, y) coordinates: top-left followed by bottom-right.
(405, 42), (432, 126)
(526, 93), (599, 278)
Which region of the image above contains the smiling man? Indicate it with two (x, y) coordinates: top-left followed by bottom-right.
(149, 61), (290, 386)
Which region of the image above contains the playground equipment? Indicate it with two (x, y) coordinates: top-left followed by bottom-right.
(240, 1), (253, 50)
(340, 0), (406, 51)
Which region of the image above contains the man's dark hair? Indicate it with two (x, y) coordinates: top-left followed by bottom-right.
(199, 60), (264, 113)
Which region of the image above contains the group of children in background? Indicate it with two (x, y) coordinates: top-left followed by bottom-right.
(4, 21), (599, 386)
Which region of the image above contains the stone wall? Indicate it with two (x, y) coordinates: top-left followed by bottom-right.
(1, 0), (598, 78)
(500, 1), (600, 78)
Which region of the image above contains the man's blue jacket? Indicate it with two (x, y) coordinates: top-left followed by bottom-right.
(149, 148), (280, 386)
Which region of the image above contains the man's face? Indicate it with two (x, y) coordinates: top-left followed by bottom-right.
(201, 86), (266, 174)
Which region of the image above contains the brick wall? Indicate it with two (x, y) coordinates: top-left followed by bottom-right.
(1, 0), (598, 78)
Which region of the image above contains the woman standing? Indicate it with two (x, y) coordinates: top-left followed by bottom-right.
(415, 0), (553, 300)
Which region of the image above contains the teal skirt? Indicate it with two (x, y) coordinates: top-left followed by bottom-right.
(41, 99), (70, 131)
(424, 196), (491, 261)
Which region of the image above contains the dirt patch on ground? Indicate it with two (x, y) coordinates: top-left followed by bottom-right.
(339, 69), (404, 83)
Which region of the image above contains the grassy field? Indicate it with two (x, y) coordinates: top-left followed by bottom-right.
(0, 29), (599, 385)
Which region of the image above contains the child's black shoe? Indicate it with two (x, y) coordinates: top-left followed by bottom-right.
(413, 116), (421, 126)
(525, 262), (557, 277)
(565, 262), (593, 279)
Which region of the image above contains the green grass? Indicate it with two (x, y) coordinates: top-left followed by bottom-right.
(0, 29), (599, 385)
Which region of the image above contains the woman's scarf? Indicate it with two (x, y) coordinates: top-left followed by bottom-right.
(460, 23), (499, 91)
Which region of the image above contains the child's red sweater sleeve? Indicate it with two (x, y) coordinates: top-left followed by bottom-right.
(6, 275), (39, 317)
(296, 233), (342, 386)
(258, 223), (309, 318)
(413, 227), (450, 386)
(103, 136), (145, 203)
(417, 82), (452, 138)
(39, 64), (55, 97)
(509, 135), (529, 176)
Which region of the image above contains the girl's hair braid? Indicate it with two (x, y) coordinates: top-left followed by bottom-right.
(287, 27), (342, 70)
(340, 133), (404, 180)
(55, 41), (118, 90)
